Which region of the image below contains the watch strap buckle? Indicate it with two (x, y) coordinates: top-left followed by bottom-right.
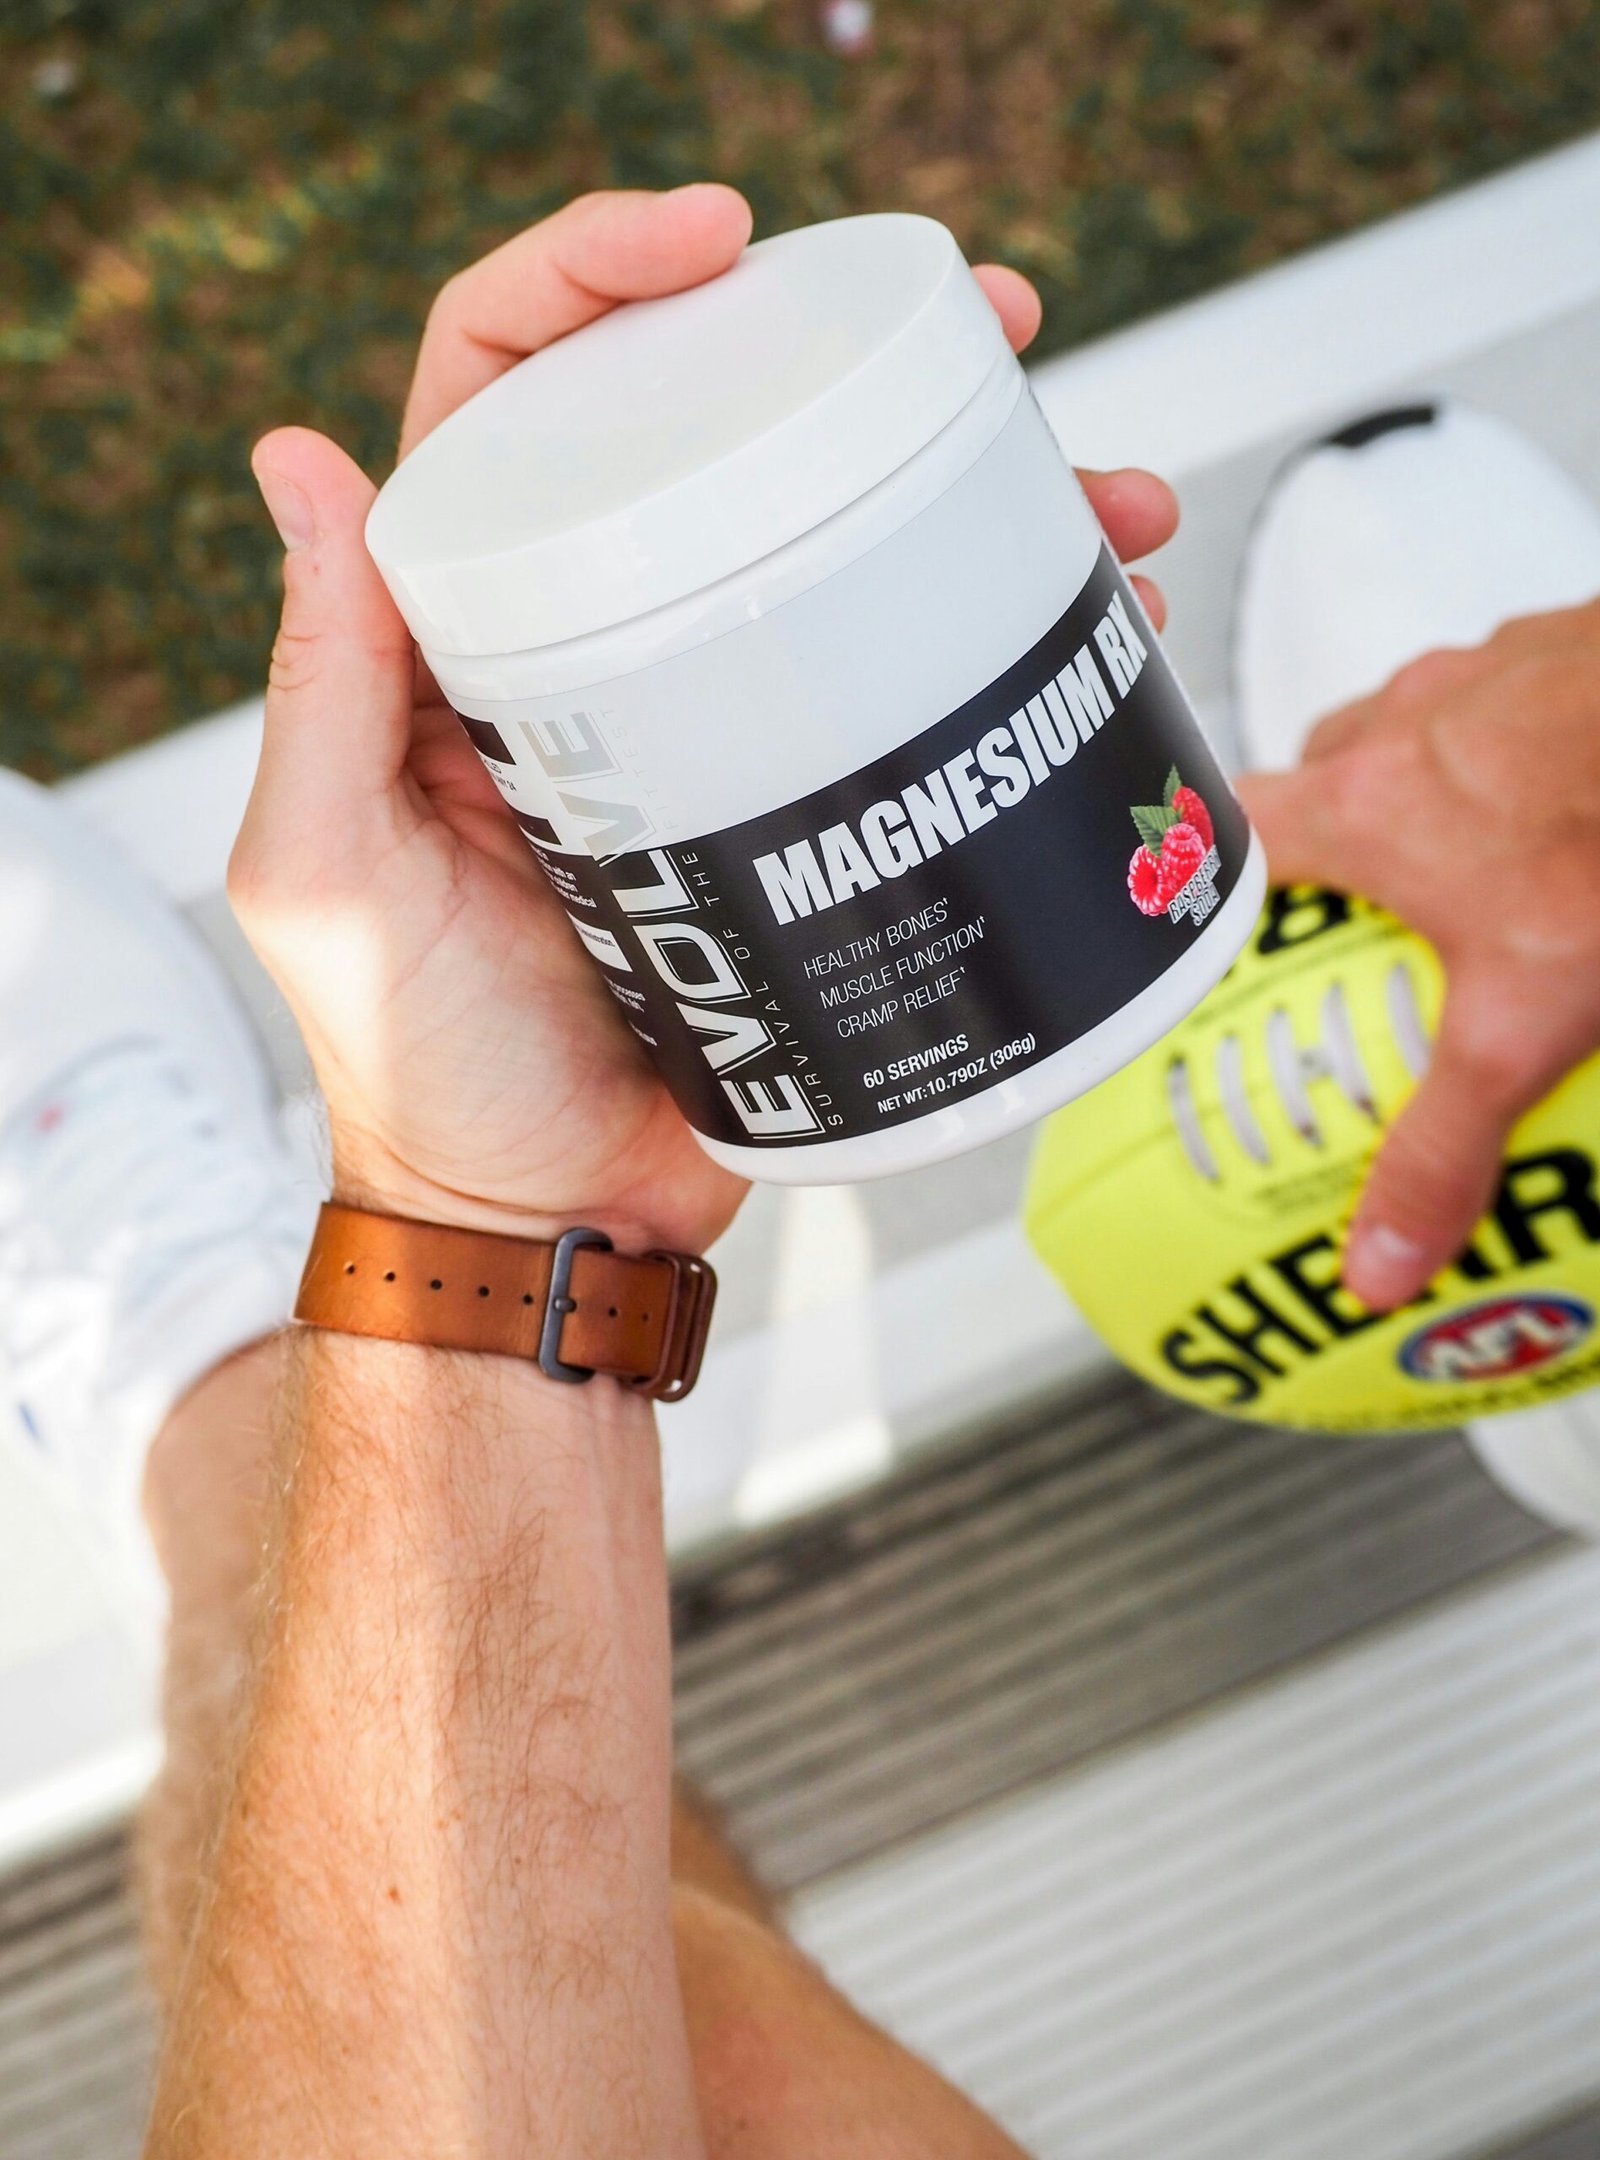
(538, 1226), (614, 1384)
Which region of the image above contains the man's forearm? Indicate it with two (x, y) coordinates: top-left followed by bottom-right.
(146, 1331), (703, 2159)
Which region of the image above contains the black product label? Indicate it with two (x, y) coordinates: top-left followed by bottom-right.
(507, 547), (1249, 1149)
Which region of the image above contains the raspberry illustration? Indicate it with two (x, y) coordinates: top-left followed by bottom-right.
(1171, 785), (1213, 851)
(1156, 820), (1207, 904)
(1126, 768), (1218, 918)
(1127, 846), (1165, 916)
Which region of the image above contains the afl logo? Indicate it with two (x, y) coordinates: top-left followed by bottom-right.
(1400, 1295), (1594, 1384)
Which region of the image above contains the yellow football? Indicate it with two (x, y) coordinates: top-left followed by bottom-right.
(1026, 886), (1600, 1432)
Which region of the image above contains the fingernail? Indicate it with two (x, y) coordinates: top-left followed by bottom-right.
(254, 468), (314, 553)
(1344, 1222), (1430, 1310)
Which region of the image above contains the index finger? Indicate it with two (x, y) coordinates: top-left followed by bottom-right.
(402, 190), (1060, 464)
(1234, 759), (1402, 896)
(400, 185), (754, 457)
(1234, 765), (1341, 888)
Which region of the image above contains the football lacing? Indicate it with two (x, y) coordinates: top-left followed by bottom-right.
(1167, 960), (1433, 1180)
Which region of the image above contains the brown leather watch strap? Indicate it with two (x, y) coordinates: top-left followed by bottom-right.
(293, 1204), (716, 1402)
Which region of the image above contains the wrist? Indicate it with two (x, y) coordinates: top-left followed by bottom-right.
(329, 1130), (655, 1252)
(331, 1148), (568, 1243)
(298, 1191), (718, 1402)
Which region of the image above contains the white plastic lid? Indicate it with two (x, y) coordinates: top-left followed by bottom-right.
(365, 213), (1012, 658)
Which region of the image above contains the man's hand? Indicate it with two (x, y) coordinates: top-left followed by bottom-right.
(235, 185), (1179, 1256)
(1239, 599), (1600, 1310)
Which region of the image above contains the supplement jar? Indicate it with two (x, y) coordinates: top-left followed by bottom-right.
(366, 213), (1266, 1183)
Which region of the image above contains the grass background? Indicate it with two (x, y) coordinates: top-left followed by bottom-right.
(4, 0), (1600, 776)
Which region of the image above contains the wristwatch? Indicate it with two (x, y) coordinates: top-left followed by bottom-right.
(294, 1204), (717, 1402)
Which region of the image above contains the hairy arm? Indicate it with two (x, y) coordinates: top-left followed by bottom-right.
(145, 1333), (703, 2160)
(142, 186), (1177, 2158)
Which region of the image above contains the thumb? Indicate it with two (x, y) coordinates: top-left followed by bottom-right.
(247, 427), (417, 829)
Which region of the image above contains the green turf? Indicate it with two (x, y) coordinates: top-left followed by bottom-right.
(4, 0), (1600, 775)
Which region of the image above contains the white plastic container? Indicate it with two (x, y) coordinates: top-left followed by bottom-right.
(366, 213), (1265, 1183)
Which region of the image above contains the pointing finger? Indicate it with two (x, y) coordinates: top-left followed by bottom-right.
(1343, 968), (1578, 1309)
(1342, 1047), (1518, 1310)
(1234, 762), (1357, 890)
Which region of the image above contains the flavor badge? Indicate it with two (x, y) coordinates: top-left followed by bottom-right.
(1399, 1294), (1595, 1384)
(1126, 767), (1222, 926)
